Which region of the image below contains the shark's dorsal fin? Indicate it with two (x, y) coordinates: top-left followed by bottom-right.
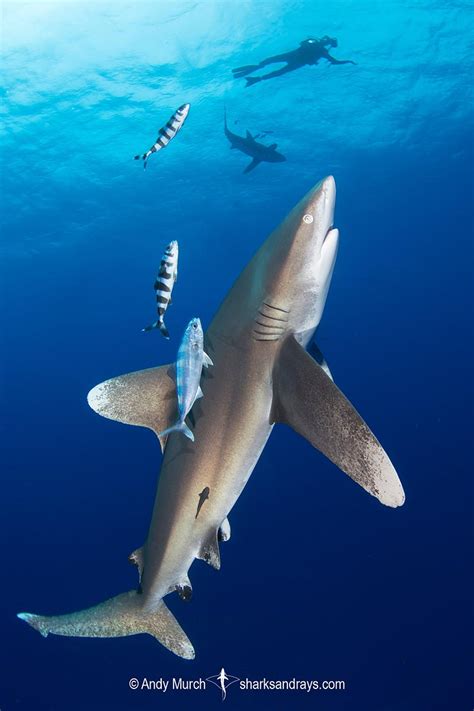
(87, 366), (177, 453)
(268, 143), (278, 150)
(197, 529), (221, 570)
(246, 129), (253, 140)
(272, 336), (405, 508)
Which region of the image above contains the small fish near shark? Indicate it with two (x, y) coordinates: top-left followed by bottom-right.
(134, 103), (190, 169)
(142, 240), (179, 339)
(224, 109), (286, 173)
(157, 317), (213, 443)
(18, 177), (405, 661)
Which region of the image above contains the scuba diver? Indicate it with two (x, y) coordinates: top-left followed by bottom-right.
(232, 37), (356, 87)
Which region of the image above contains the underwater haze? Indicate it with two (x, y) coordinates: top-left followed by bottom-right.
(1, 1), (472, 709)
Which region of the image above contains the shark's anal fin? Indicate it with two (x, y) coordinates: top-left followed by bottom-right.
(244, 158), (261, 174)
(197, 529), (221, 570)
(87, 366), (177, 453)
(18, 591), (194, 660)
(273, 336), (405, 508)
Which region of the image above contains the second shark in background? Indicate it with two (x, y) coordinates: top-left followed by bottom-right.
(224, 109), (286, 173)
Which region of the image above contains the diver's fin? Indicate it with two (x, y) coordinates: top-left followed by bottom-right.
(246, 130), (254, 140)
(245, 76), (261, 88)
(203, 351), (213, 367)
(218, 517), (231, 542)
(232, 64), (260, 77)
(308, 341), (333, 380)
(128, 546), (145, 582)
(17, 591), (194, 659)
(244, 158), (261, 174)
(158, 420), (194, 443)
(197, 529), (221, 570)
(87, 366), (177, 453)
(272, 335), (405, 508)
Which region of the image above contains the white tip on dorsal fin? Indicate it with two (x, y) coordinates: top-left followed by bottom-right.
(203, 352), (213, 368)
(197, 529), (221, 570)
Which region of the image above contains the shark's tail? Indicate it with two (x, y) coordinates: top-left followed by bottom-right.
(158, 420), (194, 442)
(142, 320), (170, 339)
(232, 64), (260, 78)
(17, 590), (195, 660)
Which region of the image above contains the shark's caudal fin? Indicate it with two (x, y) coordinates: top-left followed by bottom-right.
(87, 365), (177, 453)
(158, 420), (194, 442)
(273, 336), (405, 508)
(18, 591), (194, 660)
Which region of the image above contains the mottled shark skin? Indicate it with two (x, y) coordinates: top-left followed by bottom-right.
(18, 177), (405, 659)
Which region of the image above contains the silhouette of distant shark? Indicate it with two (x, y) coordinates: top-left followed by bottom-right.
(224, 109), (286, 173)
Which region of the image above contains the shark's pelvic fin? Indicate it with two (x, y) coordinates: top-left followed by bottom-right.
(87, 366), (177, 453)
(308, 341), (333, 381)
(218, 517), (231, 542)
(197, 529), (221, 570)
(128, 546), (145, 582)
(244, 158), (261, 174)
(17, 591), (195, 660)
(273, 336), (405, 508)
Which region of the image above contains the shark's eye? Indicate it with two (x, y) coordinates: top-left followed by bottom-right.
(303, 214), (313, 224)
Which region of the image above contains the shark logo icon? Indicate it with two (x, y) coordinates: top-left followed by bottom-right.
(206, 668), (240, 701)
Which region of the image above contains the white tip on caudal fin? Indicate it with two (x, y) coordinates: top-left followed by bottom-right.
(158, 421), (194, 442)
(18, 590), (195, 660)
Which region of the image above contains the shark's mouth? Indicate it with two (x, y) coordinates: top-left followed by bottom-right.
(324, 224), (336, 242)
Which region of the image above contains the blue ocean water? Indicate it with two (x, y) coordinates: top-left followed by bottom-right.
(1, 1), (472, 709)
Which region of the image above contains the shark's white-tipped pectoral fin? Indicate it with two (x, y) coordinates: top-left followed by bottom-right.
(87, 365), (177, 454)
(273, 336), (405, 508)
(202, 352), (213, 368)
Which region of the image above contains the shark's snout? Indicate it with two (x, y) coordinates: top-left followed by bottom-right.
(300, 176), (336, 248)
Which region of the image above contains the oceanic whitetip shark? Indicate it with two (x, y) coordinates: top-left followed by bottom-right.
(18, 176), (405, 659)
(224, 109), (286, 173)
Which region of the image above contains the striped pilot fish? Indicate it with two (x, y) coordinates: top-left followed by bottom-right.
(142, 240), (179, 339)
(158, 317), (213, 442)
(134, 103), (190, 169)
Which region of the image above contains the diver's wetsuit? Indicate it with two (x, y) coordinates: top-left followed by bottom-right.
(233, 37), (356, 86)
